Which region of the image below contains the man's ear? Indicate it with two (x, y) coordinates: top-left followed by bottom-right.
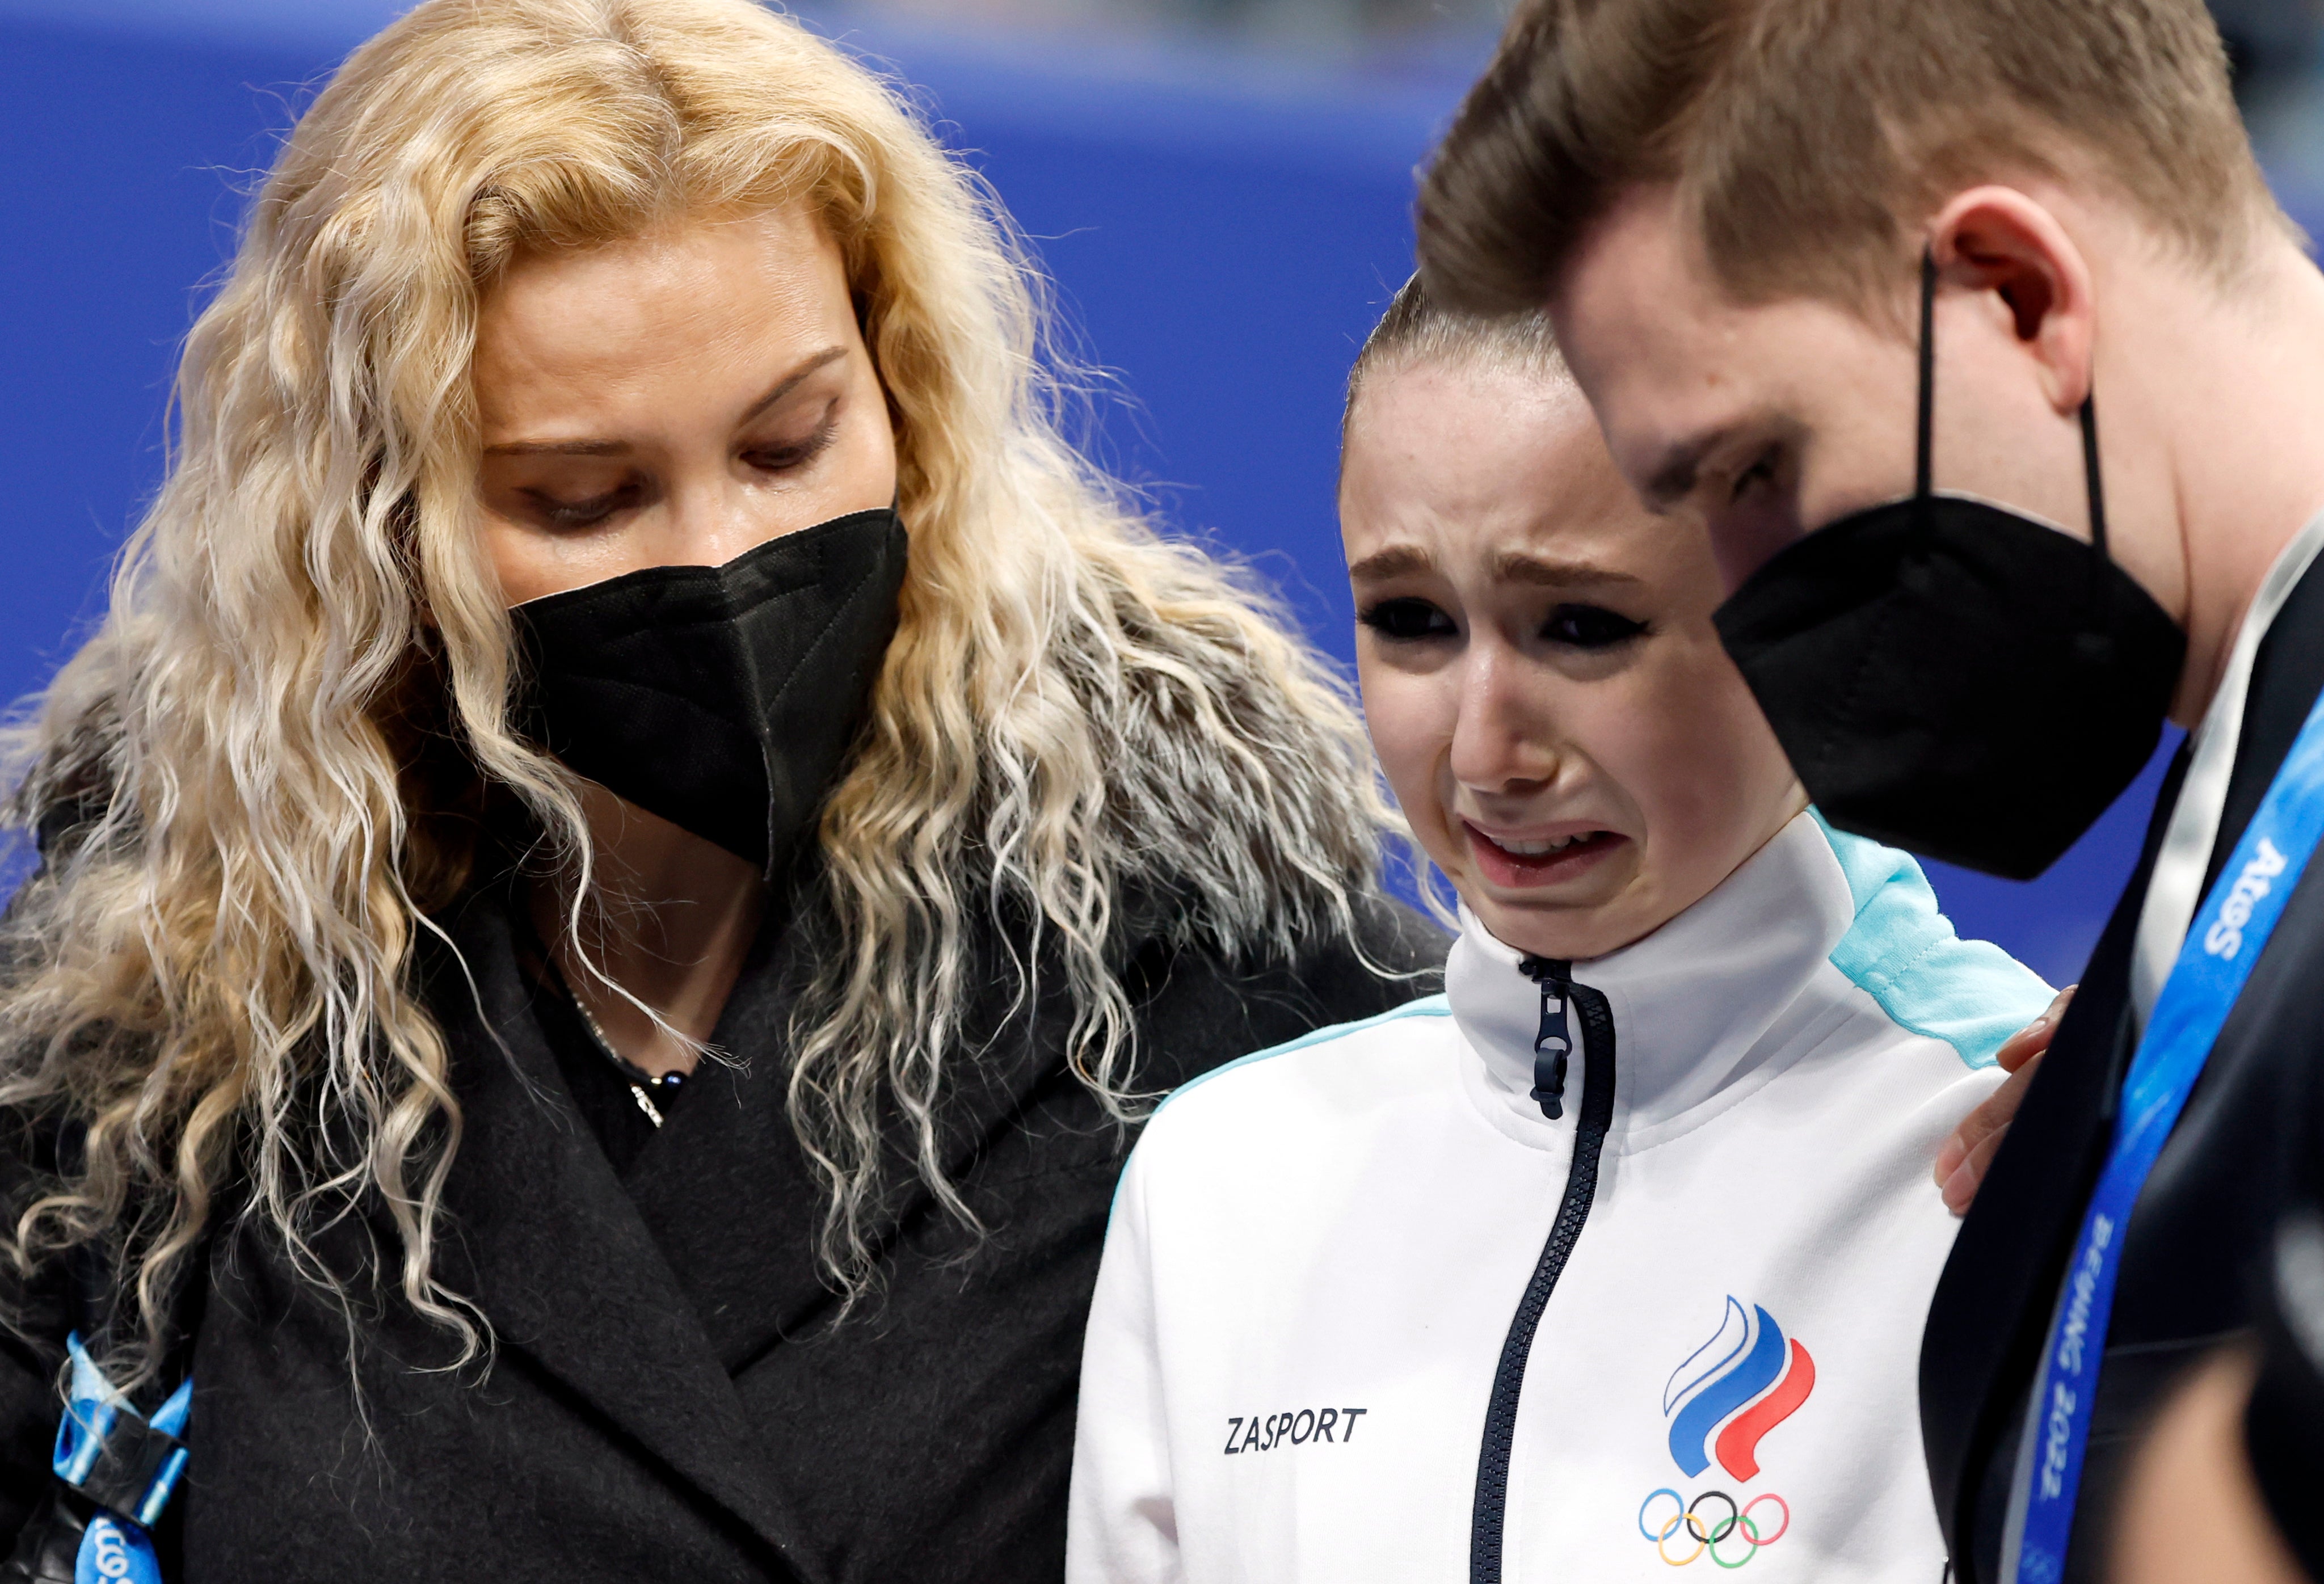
(1929, 186), (2098, 416)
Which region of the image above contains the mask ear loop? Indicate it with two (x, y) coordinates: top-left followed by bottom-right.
(1923, 244), (2112, 568)
(1916, 247), (1938, 507)
(2080, 394), (2108, 558)
(2075, 389), (2115, 652)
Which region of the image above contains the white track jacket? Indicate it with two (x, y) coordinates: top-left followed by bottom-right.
(1068, 813), (2052, 1583)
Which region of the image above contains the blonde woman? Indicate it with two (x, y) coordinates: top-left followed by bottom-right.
(0, 3), (1437, 1579)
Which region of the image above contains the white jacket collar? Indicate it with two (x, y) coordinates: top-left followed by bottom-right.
(1446, 812), (1857, 1145)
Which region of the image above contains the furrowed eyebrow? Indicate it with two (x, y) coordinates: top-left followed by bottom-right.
(1489, 551), (1641, 587)
(1347, 545), (1435, 582)
(482, 344), (851, 457)
(1349, 544), (1640, 588)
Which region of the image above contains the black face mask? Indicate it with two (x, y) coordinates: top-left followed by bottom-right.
(510, 507), (908, 873)
(1712, 253), (2186, 881)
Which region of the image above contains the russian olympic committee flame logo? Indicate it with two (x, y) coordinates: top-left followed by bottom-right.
(1637, 1296), (1816, 1568)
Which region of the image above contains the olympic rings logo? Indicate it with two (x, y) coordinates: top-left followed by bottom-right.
(1637, 1488), (1791, 1569)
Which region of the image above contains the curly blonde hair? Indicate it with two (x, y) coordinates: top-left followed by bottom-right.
(0, 0), (1399, 1377)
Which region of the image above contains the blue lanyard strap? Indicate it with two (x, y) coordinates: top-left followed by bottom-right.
(51, 1333), (191, 1584)
(2009, 683), (2324, 1582)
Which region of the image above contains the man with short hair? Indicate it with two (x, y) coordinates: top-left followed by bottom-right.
(1414, 3), (2324, 1581)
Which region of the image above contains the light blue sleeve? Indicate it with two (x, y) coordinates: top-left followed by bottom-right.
(1812, 811), (2057, 1069)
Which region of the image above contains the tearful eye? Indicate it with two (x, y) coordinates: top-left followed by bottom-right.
(1543, 604), (1648, 650)
(1358, 598), (1458, 642)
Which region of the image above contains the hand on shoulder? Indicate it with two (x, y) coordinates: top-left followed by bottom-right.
(1935, 985), (2075, 1215)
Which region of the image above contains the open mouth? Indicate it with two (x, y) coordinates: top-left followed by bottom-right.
(1462, 823), (1628, 888)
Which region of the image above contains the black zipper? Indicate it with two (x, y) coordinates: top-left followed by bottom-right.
(1519, 957), (1574, 1120)
(1469, 957), (1619, 1584)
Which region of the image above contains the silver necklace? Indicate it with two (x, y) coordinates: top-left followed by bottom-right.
(561, 976), (684, 1130)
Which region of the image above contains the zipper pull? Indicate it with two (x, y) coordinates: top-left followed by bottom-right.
(1518, 956), (1573, 1120)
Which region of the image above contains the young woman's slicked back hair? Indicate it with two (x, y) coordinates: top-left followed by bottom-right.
(1343, 273), (1571, 444)
(0, 0), (1397, 1377)
(1417, 0), (2283, 318)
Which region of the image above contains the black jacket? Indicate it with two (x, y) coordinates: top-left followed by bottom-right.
(1921, 556), (2324, 1584)
(0, 875), (1442, 1583)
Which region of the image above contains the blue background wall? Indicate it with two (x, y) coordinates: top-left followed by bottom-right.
(0, 1), (2211, 985)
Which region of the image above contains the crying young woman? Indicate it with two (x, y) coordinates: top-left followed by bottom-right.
(0, 3), (1437, 1581)
(1068, 280), (2065, 1583)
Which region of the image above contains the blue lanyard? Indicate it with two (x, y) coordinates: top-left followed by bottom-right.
(2007, 683), (2324, 1582)
(52, 1333), (191, 1584)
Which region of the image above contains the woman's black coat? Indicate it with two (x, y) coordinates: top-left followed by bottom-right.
(0, 877), (1441, 1583)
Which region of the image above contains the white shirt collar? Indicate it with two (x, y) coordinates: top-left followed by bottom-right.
(1445, 812), (1856, 1144)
